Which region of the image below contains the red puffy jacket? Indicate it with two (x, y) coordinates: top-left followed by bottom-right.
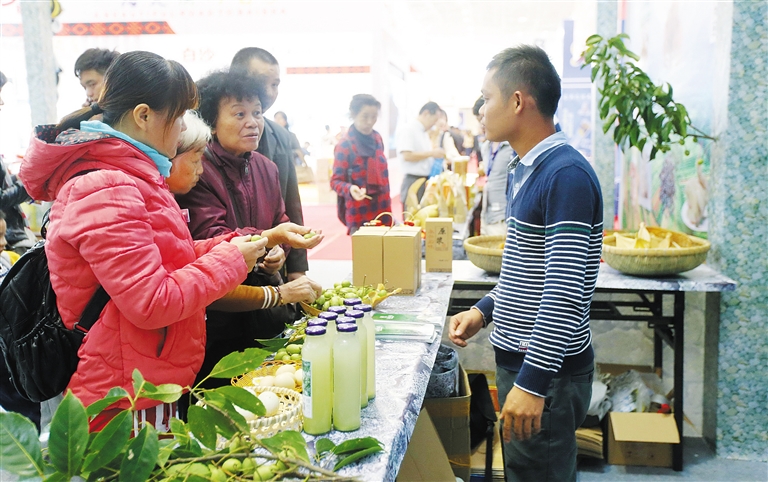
(20, 126), (248, 410)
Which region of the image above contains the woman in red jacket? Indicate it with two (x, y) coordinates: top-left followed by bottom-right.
(330, 94), (392, 234)
(19, 51), (266, 431)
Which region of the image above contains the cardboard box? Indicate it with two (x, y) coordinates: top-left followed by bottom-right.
(397, 408), (456, 482)
(606, 412), (680, 468)
(425, 218), (453, 272)
(422, 365), (471, 482)
(352, 226), (389, 287)
(383, 227), (421, 294)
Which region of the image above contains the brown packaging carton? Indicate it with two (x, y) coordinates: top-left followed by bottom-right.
(396, 408), (456, 481)
(425, 218), (453, 272)
(383, 226), (421, 294)
(352, 226), (389, 287)
(606, 412), (680, 468)
(422, 365), (471, 482)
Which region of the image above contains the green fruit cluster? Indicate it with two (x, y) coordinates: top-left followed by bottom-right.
(275, 344), (302, 361)
(311, 281), (365, 311)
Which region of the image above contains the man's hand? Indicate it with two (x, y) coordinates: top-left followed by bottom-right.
(258, 245), (285, 274)
(262, 223), (324, 249)
(500, 386), (545, 443)
(432, 147), (446, 158)
(280, 275), (323, 304)
(448, 309), (484, 347)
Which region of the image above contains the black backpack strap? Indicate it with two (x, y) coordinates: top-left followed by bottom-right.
(73, 286), (111, 333)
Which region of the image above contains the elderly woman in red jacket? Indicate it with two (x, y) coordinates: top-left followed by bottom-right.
(19, 52), (265, 431)
(330, 94), (391, 234)
(175, 70), (323, 394)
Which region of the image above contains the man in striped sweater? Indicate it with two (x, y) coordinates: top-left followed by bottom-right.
(449, 46), (603, 482)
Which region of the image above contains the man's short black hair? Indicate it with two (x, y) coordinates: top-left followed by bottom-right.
(487, 45), (561, 118)
(196, 70), (265, 129)
(74, 48), (120, 77)
(231, 47), (279, 71)
(419, 101), (440, 115)
(472, 96), (484, 116)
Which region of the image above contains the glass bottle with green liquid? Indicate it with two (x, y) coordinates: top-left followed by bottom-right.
(332, 322), (361, 432)
(345, 309), (368, 408)
(302, 325), (333, 435)
(354, 303), (376, 401)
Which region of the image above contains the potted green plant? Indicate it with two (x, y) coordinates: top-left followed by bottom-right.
(581, 33), (716, 161)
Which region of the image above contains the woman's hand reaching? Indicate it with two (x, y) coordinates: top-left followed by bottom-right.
(230, 236), (268, 272)
(279, 275), (323, 304)
(262, 223), (324, 250)
(259, 245), (285, 274)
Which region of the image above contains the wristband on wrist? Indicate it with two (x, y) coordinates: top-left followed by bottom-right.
(275, 285), (284, 306)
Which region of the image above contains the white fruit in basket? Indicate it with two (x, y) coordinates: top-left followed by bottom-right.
(273, 372), (296, 389)
(234, 405), (258, 422)
(275, 365), (296, 376)
(258, 391), (280, 417)
(293, 369), (303, 387)
(259, 375), (275, 387)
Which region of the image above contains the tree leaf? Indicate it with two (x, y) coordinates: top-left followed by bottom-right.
(255, 338), (289, 353)
(156, 438), (177, 467)
(140, 382), (184, 404)
(208, 348), (270, 379)
(333, 445), (384, 471)
(213, 386), (266, 417)
(0, 412), (46, 478)
(201, 391), (248, 434)
(315, 438), (336, 458)
(82, 410), (133, 472)
(119, 425), (159, 482)
(331, 437), (383, 456)
(261, 430), (309, 462)
(86, 387), (131, 418)
(585, 34), (602, 45)
(49, 391), (89, 476)
(187, 405), (217, 450)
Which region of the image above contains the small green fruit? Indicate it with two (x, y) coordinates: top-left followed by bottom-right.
(303, 231), (316, 239)
(186, 463), (210, 477)
(221, 458), (242, 475)
(250, 235), (263, 242)
(241, 457), (256, 474)
(281, 354), (292, 361)
(209, 466), (227, 482)
(254, 464), (276, 481)
(290, 353), (301, 361)
(341, 280), (352, 288)
(378, 289), (388, 297)
(322, 301), (331, 311)
(286, 344), (301, 355)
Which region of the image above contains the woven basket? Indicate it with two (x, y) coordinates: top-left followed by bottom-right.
(464, 235), (505, 273)
(233, 359), (303, 393)
(238, 386), (303, 439)
(602, 228), (710, 276)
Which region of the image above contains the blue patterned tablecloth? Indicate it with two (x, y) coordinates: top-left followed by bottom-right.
(302, 271), (454, 481)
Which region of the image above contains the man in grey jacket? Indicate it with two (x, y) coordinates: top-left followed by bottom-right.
(231, 48), (308, 280)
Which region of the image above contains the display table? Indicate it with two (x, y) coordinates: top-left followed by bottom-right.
(300, 269), (454, 481)
(448, 260), (737, 471)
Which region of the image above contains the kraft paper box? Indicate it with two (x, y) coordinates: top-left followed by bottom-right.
(396, 409), (455, 481)
(606, 412), (680, 468)
(425, 218), (453, 272)
(422, 365), (471, 482)
(383, 227), (421, 294)
(352, 226), (389, 287)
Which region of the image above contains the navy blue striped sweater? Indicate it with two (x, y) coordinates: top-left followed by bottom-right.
(474, 143), (603, 397)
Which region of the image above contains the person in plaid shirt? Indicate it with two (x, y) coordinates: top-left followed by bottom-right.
(331, 94), (392, 234)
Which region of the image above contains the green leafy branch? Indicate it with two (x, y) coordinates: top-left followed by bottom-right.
(582, 33), (717, 161)
(0, 348), (383, 481)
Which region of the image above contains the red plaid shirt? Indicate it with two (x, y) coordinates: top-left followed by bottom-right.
(331, 129), (392, 232)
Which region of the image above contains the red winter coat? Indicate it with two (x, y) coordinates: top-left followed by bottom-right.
(19, 126), (248, 411)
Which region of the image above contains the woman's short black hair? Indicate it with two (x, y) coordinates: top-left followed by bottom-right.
(196, 70), (265, 128)
(349, 94), (381, 117)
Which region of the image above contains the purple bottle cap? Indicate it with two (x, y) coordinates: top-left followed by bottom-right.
(318, 312), (338, 321)
(328, 306), (347, 314)
(346, 309), (364, 319)
(307, 319), (328, 327)
(343, 297), (362, 307)
(337, 316), (356, 325)
(353, 303), (372, 312)
(337, 323), (358, 332)
(306, 325), (327, 336)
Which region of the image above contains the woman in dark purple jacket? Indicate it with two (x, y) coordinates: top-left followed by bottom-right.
(175, 70), (323, 395)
